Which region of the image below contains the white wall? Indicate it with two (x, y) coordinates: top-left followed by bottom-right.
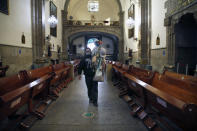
(0, 0), (32, 48)
(123, 0), (141, 52)
(151, 0), (167, 49)
(45, 0), (64, 52)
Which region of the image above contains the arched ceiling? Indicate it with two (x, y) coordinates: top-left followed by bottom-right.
(64, 0), (121, 21)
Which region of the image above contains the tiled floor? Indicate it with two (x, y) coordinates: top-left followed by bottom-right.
(30, 76), (147, 131)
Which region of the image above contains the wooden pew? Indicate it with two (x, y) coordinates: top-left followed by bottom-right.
(126, 66), (154, 106)
(0, 74), (53, 121)
(0, 72), (30, 120)
(50, 63), (71, 96)
(63, 62), (72, 85)
(0, 72), (28, 96)
(72, 59), (80, 76)
(51, 63), (66, 85)
(129, 65), (154, 84)
(26, 65), (54, 97)
(112, 62), (123, 81)
(163, 70), (197, 84)
(27, 66), (53, 81)
(124, 72), (197, 130)
(0, 63), (72, 128)
(0, 65), (9, 77)
(148, 72), (197, 129)
(26, 66), (54, 111)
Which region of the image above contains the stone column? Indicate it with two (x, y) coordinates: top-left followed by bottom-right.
(62, 33), (69, 60)
(140, 0), (150, 65)
(62, 10), (68, 24)
(119, 11), (125, 63)
(164, 16), (176, 68)
(31, 0), (45, 62)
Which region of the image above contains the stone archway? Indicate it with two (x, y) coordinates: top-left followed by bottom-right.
(164, 1), (197, 71)
(61, 0), (125, 62)
(62, 26), (123, 60)
(174, 13), (197, 75)
(68, 31), (119, 60)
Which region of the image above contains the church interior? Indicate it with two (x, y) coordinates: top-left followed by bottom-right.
(0, 0), (197, 130)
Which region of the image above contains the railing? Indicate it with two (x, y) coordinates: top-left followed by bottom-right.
(64, 20), (120, 27)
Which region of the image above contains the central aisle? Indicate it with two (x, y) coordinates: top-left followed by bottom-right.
(30, 76), (147, 131)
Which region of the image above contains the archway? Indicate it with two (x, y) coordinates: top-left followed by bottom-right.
(62, 0), (124, 62)
(174, 13), (197, 75)
(67, 31), (119, 61)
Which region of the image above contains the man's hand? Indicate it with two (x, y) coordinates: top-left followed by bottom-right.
(78, 75), (82, 80)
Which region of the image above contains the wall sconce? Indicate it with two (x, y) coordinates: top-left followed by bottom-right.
(21, 32), (25, 44)
(156, 34), (160, 45)
(45, 35), (51, 41)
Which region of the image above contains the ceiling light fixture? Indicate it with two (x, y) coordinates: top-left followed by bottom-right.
(48, 15), (58, 28)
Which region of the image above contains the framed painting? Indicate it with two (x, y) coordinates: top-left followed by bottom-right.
(50, 1), (57, 37)
(0, 0), (9, 15)
(128, 28), (134, 38)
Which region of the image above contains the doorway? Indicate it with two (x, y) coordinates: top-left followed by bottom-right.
(174, 13), (197, 75)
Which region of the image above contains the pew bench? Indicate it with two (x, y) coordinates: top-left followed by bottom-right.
(163, 70), (197, 84)
(50, 63), (71, 96)
(0, 72), (28, 96)
(129, 66), (154, 84)
(72, 59), (80, 76)
(125, 66), (154, 106)
(124, 72), (197, 130)
(0, 74), (53, 121)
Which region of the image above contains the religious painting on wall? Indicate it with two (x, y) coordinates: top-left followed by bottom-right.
(128, 28), (134, 38)
(0, 0), (9, 15)
(50, 1), (57, 37)
(128, 4), (135, 38)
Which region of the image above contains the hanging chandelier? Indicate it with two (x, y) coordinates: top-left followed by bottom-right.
(127, 17), (135, 28)
(48, 15), (58, 28)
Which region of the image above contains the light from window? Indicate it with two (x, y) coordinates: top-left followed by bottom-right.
(87, 38), (98, 51)
(88, 1), (99, 12)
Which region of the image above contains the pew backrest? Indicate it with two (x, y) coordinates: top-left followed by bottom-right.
(122, 64), (129, 72)
(151, 72), (197, 105)
(27, 66), (53, 80)
(0, 73), (27, 96)
(128, 66), (154, 83)
(163, 70), (197, 84)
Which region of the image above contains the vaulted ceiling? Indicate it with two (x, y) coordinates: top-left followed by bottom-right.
(66, 0), (120, 21)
